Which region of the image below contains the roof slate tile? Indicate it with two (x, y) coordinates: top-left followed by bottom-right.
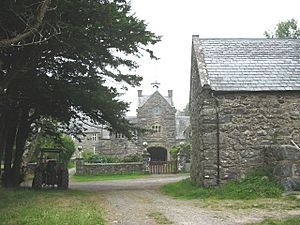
(193, 38), (300, 91)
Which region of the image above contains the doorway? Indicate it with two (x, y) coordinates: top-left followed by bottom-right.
(147, 147), (167, 161)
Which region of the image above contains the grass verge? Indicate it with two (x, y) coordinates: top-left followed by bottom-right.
(71, 171), (149, 182)
(246, 216), (300, 225)
(147, 211), (173, 224)
(161, 170), (283, 200)
(0, 188), (105, 225)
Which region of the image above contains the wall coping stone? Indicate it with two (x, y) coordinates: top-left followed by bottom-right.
(84, 162), (143, 166)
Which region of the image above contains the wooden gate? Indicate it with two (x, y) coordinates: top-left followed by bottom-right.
(149, 161), (178, 174)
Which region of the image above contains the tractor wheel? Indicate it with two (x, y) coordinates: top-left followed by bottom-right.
(58, 169), (69, 189)
(32, 170), (43, 190)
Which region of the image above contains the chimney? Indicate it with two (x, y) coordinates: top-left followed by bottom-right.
(138, 90), (142, 97)
(168, 90), (173, 98)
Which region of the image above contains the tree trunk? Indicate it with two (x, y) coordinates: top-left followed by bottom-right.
(0, 109), (8, 176)
(11, 110), (31, 186)
(23, 131), (42, 164)
(2, 110), (18, 187)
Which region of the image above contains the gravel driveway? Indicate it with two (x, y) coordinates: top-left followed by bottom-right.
(70, 174), (300, 225)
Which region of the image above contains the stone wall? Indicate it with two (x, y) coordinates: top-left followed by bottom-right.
(75, 135), (142, 157)
(75, 158), (144, 175)
(137, 91), (177, 155)
(191, 89), (300, 186)
(265, 145), (300, 191)
(190, 41), (221, 186)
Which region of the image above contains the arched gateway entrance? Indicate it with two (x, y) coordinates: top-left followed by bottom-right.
(147, 147), (167, 161)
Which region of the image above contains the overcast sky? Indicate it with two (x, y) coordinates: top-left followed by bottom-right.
(122, 0), (300, 115)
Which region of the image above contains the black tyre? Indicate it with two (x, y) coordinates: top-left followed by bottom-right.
(32, 170), (43, 190)
(58, 169), (69, 189)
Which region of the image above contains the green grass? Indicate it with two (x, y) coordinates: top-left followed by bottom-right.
(147, 211), (173, 224)
(72, 171), (149, 182)
(246, 216), (300, 225)
(161, 171), (283, 200)
(0, 188), (105, 225)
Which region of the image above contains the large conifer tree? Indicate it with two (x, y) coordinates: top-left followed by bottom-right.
(0, 0), (160, 187)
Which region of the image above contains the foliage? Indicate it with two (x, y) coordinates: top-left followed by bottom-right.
(264, 19), (300, 38)
(68, 161), (75, 169)
(0, 0), (51, 48)
(121, 154), (143, 162)
(27, 119), (76, 164)
(72, 171), (149, 182)
(246, 216), (300, 225)
(59, 135), (76, 163)
(0, 188), (105, 225)
(90, 154), (120, 163)
(81, 149), (94, 162)
(169, 143), (191, 162)
(161, 169), (283, 200)
(0, 0), (159, 187)
(82, 152), (143, 163)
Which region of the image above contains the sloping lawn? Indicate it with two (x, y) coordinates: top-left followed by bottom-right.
(0, 188), (105, 225)
(161, 171), (283, 200)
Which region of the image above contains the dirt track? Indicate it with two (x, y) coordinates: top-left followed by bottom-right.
(70, 174), (300, 225)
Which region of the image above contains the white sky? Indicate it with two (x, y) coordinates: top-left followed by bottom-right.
(121, 0), (300, 115)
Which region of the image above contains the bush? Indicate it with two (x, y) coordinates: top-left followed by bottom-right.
(121, 154), (143, 162)
(169, 142), (191, 162)
(81, 149), (94, 162)
(60, 135), (76, 163)
(82, 152), (143, 163)
(103, 155), (120, 163)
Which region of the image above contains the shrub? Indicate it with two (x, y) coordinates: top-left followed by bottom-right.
(121, 154), (143, 162)
(169, 142), (191, 162)
(81, 149), (94, 162)
(83, 152), (143, 163)
(97, 155), (120, 163)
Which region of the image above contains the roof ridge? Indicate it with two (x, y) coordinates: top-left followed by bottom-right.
(192, 36), (300, 92)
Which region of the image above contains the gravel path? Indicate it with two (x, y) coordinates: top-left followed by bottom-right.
(70, 175), (300, 225)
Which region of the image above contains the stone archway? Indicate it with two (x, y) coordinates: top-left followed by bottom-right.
(147, 147), (167, 161)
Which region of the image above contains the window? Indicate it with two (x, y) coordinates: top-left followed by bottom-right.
(151, 124), (161, 133)
(92, 133), (97, 141)
(115, 133), (125, 139)
(152, 106), (162, 115)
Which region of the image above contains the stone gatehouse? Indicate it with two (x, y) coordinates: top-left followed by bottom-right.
(75, 87), (190, 161)
(190, 36), (300, 187)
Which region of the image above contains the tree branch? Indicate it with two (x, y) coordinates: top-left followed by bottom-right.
(0, 0), (51, 49)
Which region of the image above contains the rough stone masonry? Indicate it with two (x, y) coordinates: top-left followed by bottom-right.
(190, 36), (300, 189)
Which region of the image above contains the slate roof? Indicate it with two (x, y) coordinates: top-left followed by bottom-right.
(192, 37), (300, 91)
